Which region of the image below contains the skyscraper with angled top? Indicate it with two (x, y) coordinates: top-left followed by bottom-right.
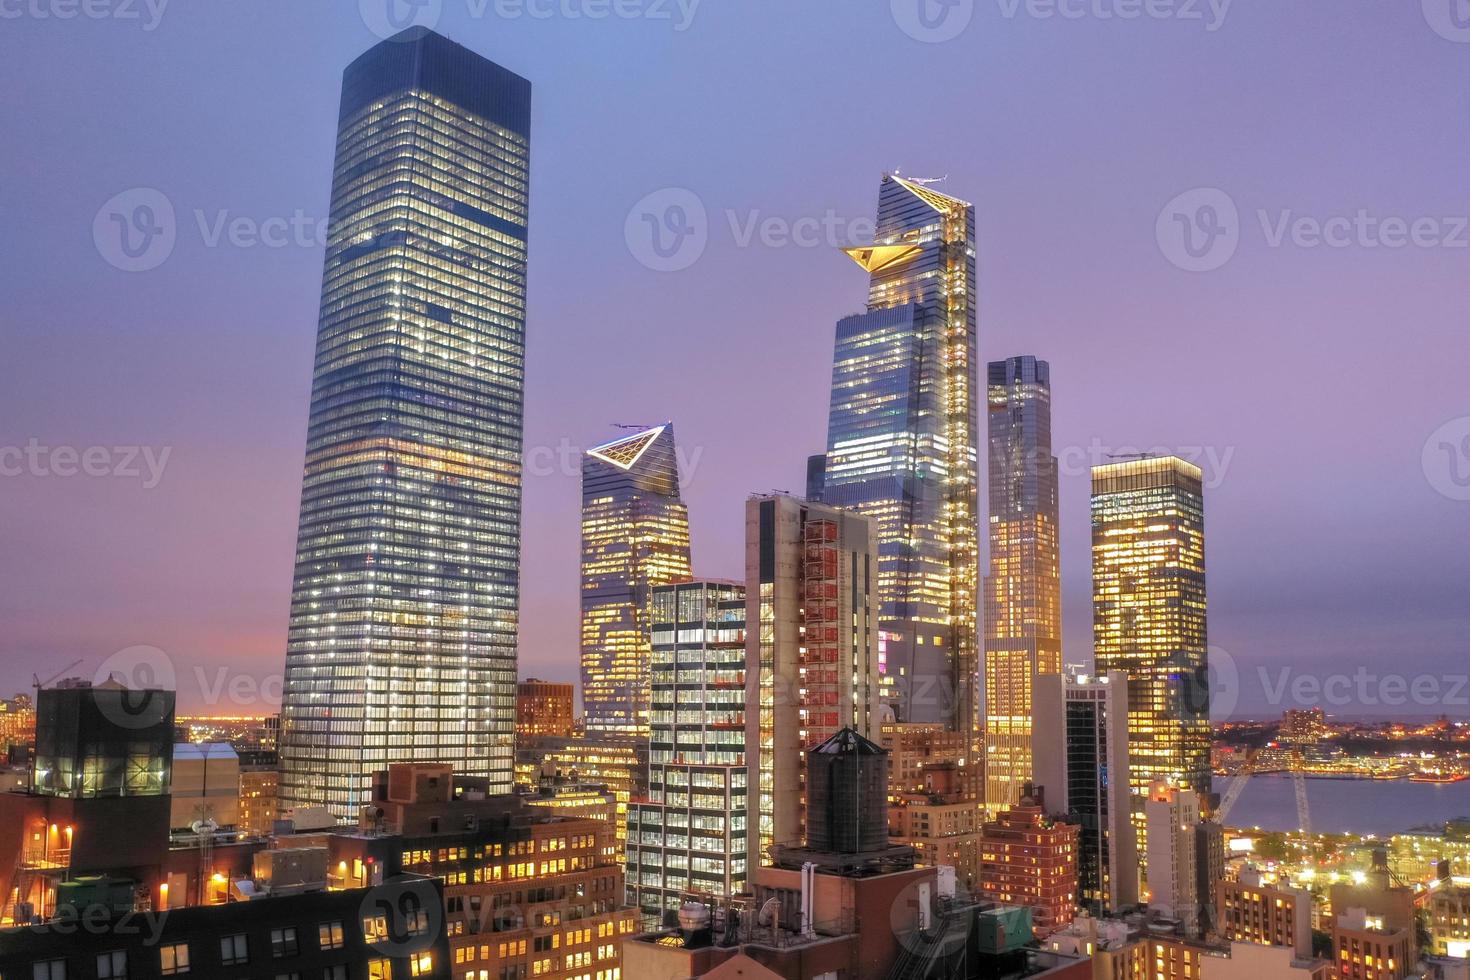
(984, 355), (1062, 812)
(278, 28), (532, 818)
(809, 174), (979, 738)
(580, 423), (692, 737)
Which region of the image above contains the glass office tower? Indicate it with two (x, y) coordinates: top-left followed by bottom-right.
(1091, 457), (1211, 826)
(627, 580), (748, 927)
(279, 28), (532, 817)
(983, 356), (1062, 812)
(810, 174), (979, 735)
(580, 424), (692, 737)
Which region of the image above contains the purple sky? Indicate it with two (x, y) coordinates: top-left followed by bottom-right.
(2, 0), (1467, 720)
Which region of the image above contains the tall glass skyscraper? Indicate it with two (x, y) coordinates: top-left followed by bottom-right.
(983, 356), (1061, 812)
(809, 174), (979, 735)
(1092, 457), (1211, 826)
(279, 28), (532, 818)
(580, 424), (692, 737)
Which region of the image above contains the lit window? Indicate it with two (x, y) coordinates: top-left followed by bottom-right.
(160, 943), (191, 975)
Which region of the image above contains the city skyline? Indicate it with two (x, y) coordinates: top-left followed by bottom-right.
(7, 8), (1470, 978)
(5, 3), (1469, 724)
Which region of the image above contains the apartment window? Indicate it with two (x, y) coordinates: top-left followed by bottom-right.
(96, 951), (127, 979)
(272, 927), (300, 957)
(319, 921), (345, 950)
(220, 934), (249, 966)
(367, 959), (393, 980)
(323, 966), (348, 980)
(274, 974), (302, 980)
(160, 943), (190, 975)
(409, 953), (434, 978)
(32, 962), (66, 980)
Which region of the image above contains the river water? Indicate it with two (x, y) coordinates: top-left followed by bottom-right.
(1223, 774), (1470, 836)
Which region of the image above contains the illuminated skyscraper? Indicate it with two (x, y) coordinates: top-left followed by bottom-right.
(983, 355), (1061, 812)
(745, 494), (880, 863)
(1092, 457), (1211, 821)
(279, 28), (532, 817)
(580, 424), (692, 737)
(627, 580), (748, 927)
(809, 174), (979, 734)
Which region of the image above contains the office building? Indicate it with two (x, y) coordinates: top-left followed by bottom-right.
(1331, 907), (1413, 980)
(1092, 457), (1211, 835)
(744, 494), (880, 865)
(580, 423), (692, 737)
(978, 789), (1080, 936)
(1217, 868), (1312, 959)
(1033, 671), (1138, 914)
(279, 28), (534, 816)
(627, 580), (749, 927)
(237, 749), (280, 838)
(517, 679), (576, 739)
(0, 875), (451, 980)
(809, 174), (979, 734)
(882, 723), (982, 888)
(1145, 784), (1203, 936)
(516, 734), (645, 866)
(984, 355), (1062, 812)
(364, 764), (637, 980)
(1426, 867), (1470, 958)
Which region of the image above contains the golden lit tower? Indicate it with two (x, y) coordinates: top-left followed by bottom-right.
(1091, 457), (1211, 821)
(809, 174), (979, 740)
(983, 355), (1062, 812)
(580, 423), (692, 737)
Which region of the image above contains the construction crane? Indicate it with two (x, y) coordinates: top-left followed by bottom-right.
(32, 660), (83, 697)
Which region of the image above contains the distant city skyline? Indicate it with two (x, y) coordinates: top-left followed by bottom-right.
(4, 3), (1468, 726)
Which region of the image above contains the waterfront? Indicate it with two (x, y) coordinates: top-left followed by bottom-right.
(1224, 774), (1470, 836)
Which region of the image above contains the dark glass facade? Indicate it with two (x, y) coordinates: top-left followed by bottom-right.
(814, 175), (979, 734)
(280, 28), (532, 817)
(33, 682), (175, 799)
